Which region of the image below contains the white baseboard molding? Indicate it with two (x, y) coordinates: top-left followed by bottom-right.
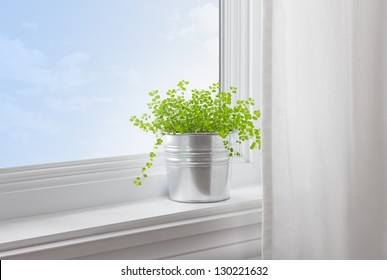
(0, 186), (262, 260)
(74, 226), (261, 260)
(164, 238), (262, 260)
(2, 211), (261, 260)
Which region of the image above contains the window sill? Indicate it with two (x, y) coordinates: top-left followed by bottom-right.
(0, 184), (262, 260)
(0, 156), (260, 221)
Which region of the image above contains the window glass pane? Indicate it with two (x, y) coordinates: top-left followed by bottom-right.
(0, 0), (219, 168)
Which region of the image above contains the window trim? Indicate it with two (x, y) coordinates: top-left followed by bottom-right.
(0, 185), (262, 259)
(0, 0), (261, 221)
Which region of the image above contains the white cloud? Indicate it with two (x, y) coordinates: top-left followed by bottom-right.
(167, 2), (219, 54)
(203, 36), (219, 57)
(52, 52), (94, 92)
(0, 101), (59, 142)
(0, 34), (54, 88)
(179, 3), (218, 42)
(21, 21), (38, 31)
(0, 35), (94, 94)
(168, 9), (182, 24)
(59, 52), (90, 68)
(80, 116), (155, 157)
(45, 95), (112, 113)
(0, 32), (147, 154)
(110, 68), (141, 85)
(165, 9), (182, 41)
(0, 34), (99, 143)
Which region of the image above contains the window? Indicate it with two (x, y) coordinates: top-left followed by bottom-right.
(0, 0), (261, 221)
(0, 0), (219, 168)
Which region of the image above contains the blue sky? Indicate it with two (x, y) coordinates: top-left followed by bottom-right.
(0, 0), (219, 168)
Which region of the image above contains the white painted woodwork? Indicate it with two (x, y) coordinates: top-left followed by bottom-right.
(0, 186), (262, 260)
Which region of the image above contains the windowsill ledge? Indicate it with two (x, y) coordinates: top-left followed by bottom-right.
(0, 184), (262, 259)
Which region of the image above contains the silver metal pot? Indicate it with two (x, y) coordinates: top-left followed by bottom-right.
(164, 133), (232, 203)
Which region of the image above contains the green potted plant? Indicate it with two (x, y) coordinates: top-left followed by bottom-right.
(130, 80), (261, 202)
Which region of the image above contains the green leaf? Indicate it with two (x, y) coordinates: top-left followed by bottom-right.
(129, 80), (261, 186)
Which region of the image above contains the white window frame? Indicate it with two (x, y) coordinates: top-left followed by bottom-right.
(0, 0), (261, 221)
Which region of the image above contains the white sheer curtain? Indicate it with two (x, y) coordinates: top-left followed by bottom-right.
(261, 0), (387, 259)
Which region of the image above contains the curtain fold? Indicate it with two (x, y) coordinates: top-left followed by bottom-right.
(262, 0), (387, 259)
